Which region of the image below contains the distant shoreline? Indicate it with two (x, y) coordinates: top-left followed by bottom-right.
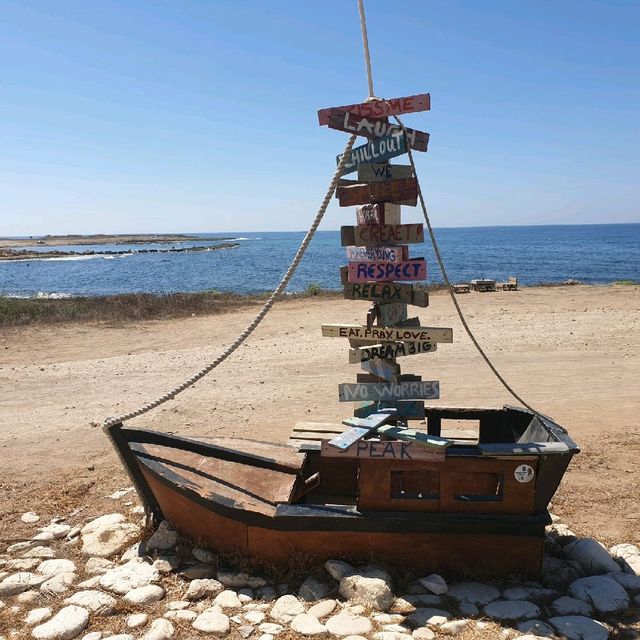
(0, 233), (235, 249)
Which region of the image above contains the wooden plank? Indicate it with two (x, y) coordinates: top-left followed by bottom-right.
(377, 425), (451, 449)
(322, 324), (453, 343)
(349, 341), (437, 364)
(357, 373), (421, 383)
(342, 411), (396, 430)
(326, 427), (373, 450)
(341, 224), (423, 247)
(348, 259), (426, 283)
(321, 439), (443, 461)
(360, 358), (399, 382)
(317, 93), (431, 126)
(358, 163), (413, 182)
(338, 381), (439, 402)
(354, 400), (425, 420)
(345, 245), (407, 262)
(337, 133), (407, 177)
(343, 282), (429, 307)
(337, 178), (418, 207)
(329, 110), (430, 152)
(378, 302), (407, 326)
(384, 203), (401, 225)
(356, 204), (385, 225)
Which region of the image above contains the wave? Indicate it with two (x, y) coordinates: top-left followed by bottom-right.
(231, 237), (260, 241)
(35, 291), (72, 299)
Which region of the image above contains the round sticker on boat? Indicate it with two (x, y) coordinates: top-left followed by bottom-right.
(514, 464), (535, 483)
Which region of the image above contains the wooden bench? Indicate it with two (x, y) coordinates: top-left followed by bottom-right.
(470, 279), (496, 292)
(453, 283), (470, 294)
(499, 276), (518, 291)
(287, 422), (346, 450)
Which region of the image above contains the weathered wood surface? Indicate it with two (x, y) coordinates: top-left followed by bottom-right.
(356, 204), (385, 225)
(357, 373), (421, 383)
(349, 341), (438, 364)
(338, 381), (440, 402)
(287, 422), (345, 450)
(322, 323), (453, 343)
(354, 400), (425, 420)
(341, 224), (423, 246)
(337, 178), (418, 207)
(348, 259), (427, 283)
(329, 110), (430, 152)
(377, 425), (451, 449)
(321, 439), (444, 461)
(358, 163), (413, 182)
(377, 302), (408, 326)
(346, 245), (407, 262)
(360, 358), (399, 381)
(318, 93), (431, 126)
(337, 133), (407, 177)
(383, 203), (401, 225)
(344, 282), (429, 307)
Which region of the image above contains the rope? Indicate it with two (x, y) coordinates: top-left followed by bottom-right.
(392, 112), (541, 415)
(357, 0), (375, 98)
(103, 133), (358, 428)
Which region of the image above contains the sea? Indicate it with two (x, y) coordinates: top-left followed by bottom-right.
(0, 223), (638, 298)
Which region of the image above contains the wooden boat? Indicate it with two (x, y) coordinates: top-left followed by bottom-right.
(105, 90), (579, 577)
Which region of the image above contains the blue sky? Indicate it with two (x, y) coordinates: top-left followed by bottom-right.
(1, 0), (638, 235)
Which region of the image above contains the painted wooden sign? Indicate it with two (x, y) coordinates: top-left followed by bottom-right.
(345, 245), (407, 262)
(341, 224), (423, 247)
(358, 163), (413, 183)
(360, 358), (399, 382)
(356, 204), (384, 225)
(317, 93), (431, 126)
(321, 439), (444, 461)
(329, 110), (430, 152)
(322, 324), (453, 343)
(337, 178), (418, 207)
(349, 341), (438, 364)
(338, 381), (440, 401)
(337, 133), (407, 177)
(344, 282), (429, 307)
(326, 411), (396, 450)
(378, 425), (452, 450)
(354, 400), (425, 420)
(377, 302), (408, 326)
(383, 203), (401, 225)
(348, 259), (426, 283)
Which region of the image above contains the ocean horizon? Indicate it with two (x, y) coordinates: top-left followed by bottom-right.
(1, 222), (638, 298)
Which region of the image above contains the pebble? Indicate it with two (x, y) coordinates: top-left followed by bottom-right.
(185, 578), (224, 600)
(181, 564), (216, 580)
(569, 575), (630, 614)
(552, 595), (593, 616)
(270, 594), (306, 622)
(447, 582), (501, 606)
(214, 589), (243, 609)
(166, 600), (190, 610)
(258, 635), (274, 640)
(109, 487), (134, 499)
(217, 571), (266, 589)
(339, 575), (394, 611)
(99, 559), (160, 595)
(17, 590), (40, 604)
(142, 618), (174, 640)
(127, 613), (149, 628)
(516, 619), (556, 636)
(373, 633), (412, 640)
(406, 608), (451, 627)
(40, 572), (77, 595)
(124, 583), (165, 605)
(6, 558), (40, 571)
(373, 613), (404, 625)
(483, 600), (540, 622)
(0, 571), (46, 595)
(32, 605), (89, 640)
(325, 610), (372, 636)
(192, 547), (216, 563)
(244, 611), (266, 625)
(192, 607), (230, 634)
(298, 575), (331, 601)
(390, 597), (416, 614)
(84, 557), (115, 575)
(25, 607), (53, 625)
(35, 523), (71, 540)
(291, 613), (328, 635)
(164, 610), (197, 622)
(418, 574), (447, 595)
(22, 546), (56, 559)
(411, 628), (435, 640)
(64, 590), (117, 614)
(80, 513), (141, 559)
(325, 559), (354, 581)
(259, 623), (284, 634)
(102, 636), (133, 640)
(21, 512), (41, 524)
(81, 633), (103, 640)
(37, 559), (76, 576)
(439, 620), (468, 636)
(239, 588), (254, 603)
(609, 543), (640, 561)
(565, 539), (621, 575)
(147, 521), (178, 551)
(548, 615), (610, 640)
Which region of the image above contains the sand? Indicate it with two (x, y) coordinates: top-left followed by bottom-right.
(1, 284), (639, 546)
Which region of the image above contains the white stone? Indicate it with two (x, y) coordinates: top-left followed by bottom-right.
(25, 607), (52, 625)
(0, 571), (46, 595)
(548, 615), (610, 640)
(483, 600), (540, 622)
(238, 588), (253, 603)
(609, 543), (639, 561)
(565, 538), (621, 575)
(142, 618), (174, 640)
(418, 574), (447, 595)
(193, 547), (216, 563)
(22, 546), (55, 559)
(622, 555), (640, 575)
(120, 541), (146, 562)
(147, 521), (178, 551)
(124, 584), (165, 605)
(164, 610), (196, 622)
(5, 558), (39, 571)
(181, 564), (215, 580)
(99, 558), (159, 594)
(291, 613), (327, 635)
(373, 633), (412, 640)
(21, 512), (41, 524)
(214, 589), (242, 609)
(258, 634), (274, 640)
(325, 610), (372, 636)
(76, 576), (101, 589)
(258, 623), (284, 635)
(84, 557), (114, 575)
(36, 523), (71, 540)
(185, 578), (224, 600)
(237, 625), (254, 639)
(347, 604), (365, 615)
(193, 607), (230, 634)
(552, 596), (593, 616)
(411, 629), (435, 640)
(516, 619), (555, 636)
(153, 556), (180, 574)
(569, 575), (629, 614)
(503, 586), (556, 600)
(514, 635), (552, 640)
(439, 620), (468, 636)
(269, 594), (305, 622)
(127, 613), (149, 628)
(339, 575), (393, 611)
(298, 575), (331, 601)
(37, 559), (76, 576)
(545, 523), (578, 545)
(324, 559), (354, 581)
(406, 608), (451, 627)
(81, 633), (103, 640)
(7, 541), (35, 553)
(373, 614), (404, 625)
(81, 513), (140, 559)
(244, 610), (266, 624)
(16, 590), (40, 604)
(102, 636), (133, 640)
(109, 487), (134, 500)
(32, 605), (89, 640)
(342, 636), (368, 640)
(65, 590), (117, 614)
(447, 582), (501, 606)
(40, 572), (76, 595)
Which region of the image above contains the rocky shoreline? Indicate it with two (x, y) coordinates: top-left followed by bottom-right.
(1, 494), (639, 640)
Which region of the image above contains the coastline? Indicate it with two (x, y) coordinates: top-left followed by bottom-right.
(0, 233), (235, 248)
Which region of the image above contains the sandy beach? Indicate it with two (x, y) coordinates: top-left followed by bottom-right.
(1, 284), (639, 547)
